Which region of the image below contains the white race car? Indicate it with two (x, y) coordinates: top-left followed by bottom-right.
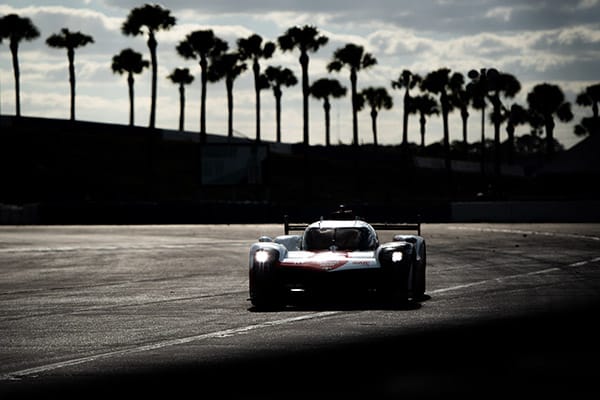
(248, 212), (426, 309)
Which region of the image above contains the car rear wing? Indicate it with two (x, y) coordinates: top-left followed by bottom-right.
(283, 216), (421, 236)
(370, 222), (421, 236)
(283, 217), (310, 235)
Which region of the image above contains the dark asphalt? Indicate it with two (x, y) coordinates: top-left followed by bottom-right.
(0, 223), (599, 399)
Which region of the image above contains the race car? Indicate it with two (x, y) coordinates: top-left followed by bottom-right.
(248, 212), (426, 309)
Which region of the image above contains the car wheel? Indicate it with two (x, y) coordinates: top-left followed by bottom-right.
(412, 243), (427, 301)
(250, 261), (283, 310)
(380, 262), (410, 307)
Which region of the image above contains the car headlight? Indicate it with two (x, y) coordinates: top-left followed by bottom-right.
(391, 251), (403, 262)
(255, 250), (272, 263)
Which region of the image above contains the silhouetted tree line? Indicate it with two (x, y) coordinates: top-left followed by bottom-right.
(1, 4), (599, 172)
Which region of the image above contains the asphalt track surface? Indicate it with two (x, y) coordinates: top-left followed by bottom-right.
(0, 223), (599, 399)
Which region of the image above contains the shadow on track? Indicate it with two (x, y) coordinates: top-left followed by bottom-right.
(247, 291), (432, 312)
(3, 299), (598, 400)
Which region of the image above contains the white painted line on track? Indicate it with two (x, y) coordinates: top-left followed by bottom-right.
(429, 256), (600, 295)
(0, 241), (250, 254)
(446, 226), (600, 241)
(0, 311), (339, 381)
(2, 255), (599, 381)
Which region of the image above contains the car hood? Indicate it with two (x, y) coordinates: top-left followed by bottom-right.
(279, 250), (378, 271)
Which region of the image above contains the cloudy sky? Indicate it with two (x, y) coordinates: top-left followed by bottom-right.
(1, 0), (599, 148)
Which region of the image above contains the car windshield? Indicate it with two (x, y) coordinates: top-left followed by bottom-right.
(304, 227), (373, 251)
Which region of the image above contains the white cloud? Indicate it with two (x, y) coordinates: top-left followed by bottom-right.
(576, 0), (599, 9)
(485, 7), (513, 22)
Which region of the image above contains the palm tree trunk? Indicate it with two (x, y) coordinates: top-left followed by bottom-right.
(493, 120), (501, 176)
(253, 60), (261, 143)
(324, 99), (331, 147)
(275, 88), (282, 143)
(461, 109), (468, 145)
(419, 114), (426, 148)
(68, 48), (76, 121)
(492, 95), (501, 177)
(350, 69), (358, 147)
(480, 104), (486, 177)
(300, 52), (309, 147)
(441, 92), (451, 175)
(226, 78), (234, 138)
(402, 89), (409, 146)
(10, 42), (21, 117)
(178, 83), (185, 131)
(371, 109), (378, 146)
(128, 73), (135, 126)
(199, 56), (207, 144)
(147, 32), (157, 129)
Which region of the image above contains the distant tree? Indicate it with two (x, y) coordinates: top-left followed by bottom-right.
(421, 68), (454, 174)
(278, 25), (329, 146)
(391, 70), (421, 147)
(0, 14), (40, 117)
(207, 52), (247, 139)
(265, 66), (298, 143)
(122, 4), (176, 128)
(237, 34), (276, 142)
(527, 83), (573, 159)
(177, 29), (228, 142)
(46, 28), (94, 121)
(574, 83), (600, 137)
(409, 94), (439, 149)
(167, 68), (194, 131)
(327, 43), (377, 147)
(310, 78), (347, 146)
(515, 133), (546, 157)
(111, 48), (149, 126)
(358, 87), (393, 146)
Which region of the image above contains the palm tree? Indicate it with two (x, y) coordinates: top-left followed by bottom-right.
(502, 103), (529, 164)
(327, 43), (377, 147)
(449, 72), (471, 146)
(467, 69), (490, 175)
(265, 66), (298, 143)
(0, 14), (39, 117)
(207, 52), (247, 139)
(122, 4), (176, 129)
(167, 68), (194, 131)
(237, 34), (276, 142)
(391, 70), (421, 147)
(409, 94), (439, 149)
(278, 25), (329, 147)
(46, 28), (94, 121)
(177, 30), (228, 143)
(527, 83), (573, 159)
(358, 87), (393, 146)
(421, 68), (454, 173)
(486, 69), (521, 174)
(111, 48), (149, 126)
(309, 78), (346, 146)
(574, 83), (600, 137)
